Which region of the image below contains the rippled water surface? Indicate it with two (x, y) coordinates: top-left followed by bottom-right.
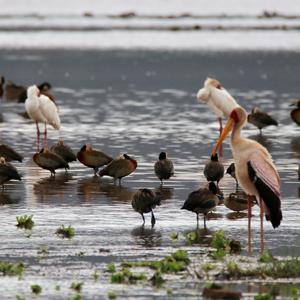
(0, 50), (299, 299)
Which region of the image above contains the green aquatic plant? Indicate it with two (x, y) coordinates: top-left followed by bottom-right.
(211, 230), (229, 251)
(209, 249), (227, 261)
(291, 288), (299, 300)
(106, 263), (116, 273)
(259, 249), (274, 263)
(107, 291), (117, 299)
(56, 225), (75, 239)
(111, 268), (146, 284)
(166, 288), (173, 296)
(150, 271), (165, 287)
(37, 245), (49, 257)
(55, 285), (60, 291)
(264, 258), (300, 278)
(0, 261), (24, 277)
(16, 296), (26, 300)
(92, 270), (99, 280)
(254, 293), (275, 300)
(185, 231), (197, 244)
(70, 282), (83, 293)
(16, 215), (34, 230)
(31, 284), (42, 295)
(170, 232), (179, 241)
(69, 295), (82, 300)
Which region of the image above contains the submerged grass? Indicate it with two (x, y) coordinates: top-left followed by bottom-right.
(56, 225), (75, 239)
(31, 284), (42, 295)
(16, 215), (34, 230)
(70, 282), (83, 293)
(0, 261), (24, 277)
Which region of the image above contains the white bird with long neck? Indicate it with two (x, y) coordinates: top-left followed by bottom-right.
(212, 106), (282, 254)
(197, 77), (240, 156)
(25, 85), (60, 151)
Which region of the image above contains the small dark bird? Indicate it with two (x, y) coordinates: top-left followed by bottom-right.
(0, 157), (21, 190)
(247, 107), (278, 133)
(19, 82), (53, 103)
(224, 191), (256, 213)
(0, 144), (23, 162)
(290, 100), (300, 126)
(204, 153), (224, 186)
(226, 162), (238, 190)
(181, 182), (220, 228)
(33, 147), (69, 176)
(77, 144), (113, 175)
(99, 154), (137, 185)
(132, 188), (161, 226)
(154, 152), (174, 185)
(0, 76), (4, 99)
(51, 138), (76, 165)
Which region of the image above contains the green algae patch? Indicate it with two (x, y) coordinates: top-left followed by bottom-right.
(56, 225), (75, 239)
(0, 261), (24, 277)
(16, 215), (34, 230)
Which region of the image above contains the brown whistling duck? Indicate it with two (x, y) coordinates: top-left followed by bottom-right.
(181, 182), (221, 228)
(154, 151), (174, 185)
(77, 144), (113, 175)
(0, 157), (21, 190)
(247, 107), (278, 133)
(33, 147), (69, 176)
(290, 100), (300, 125)
(51, 138), (76, 164)
(0, 144), (23, 162)
(224, 191), (256, 213)
(226, 162), (239, 190)
(204, 153), (224, 186)
(99, 154), (137, 185)
(132, 188), (161, 226)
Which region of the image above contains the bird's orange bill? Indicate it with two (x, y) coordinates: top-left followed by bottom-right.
(212, 118), (234, 156)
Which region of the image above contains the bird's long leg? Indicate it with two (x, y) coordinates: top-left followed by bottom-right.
(218, 117), (223, 157)
(35, 121), (40, 152)
(203, 214), (207, 229)
(141, 213), (145, 225)
(196, 213), (199, 229)
(259, 198), (265, 253)
(151, 210), (156, 227)
(44, 123), (48, 148)
(247, 195), (252, 256)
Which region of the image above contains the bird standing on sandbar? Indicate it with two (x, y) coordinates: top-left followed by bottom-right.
(204, 153), (224, 186)
(132, 188), (161, 226)
(154, 152), (174, 185)
(0, 157), (21, 190)
(181, 182), (220, 228)
(213, 106), (282, 254)
(77, 144), (112, 176)
(247, 107), (278, 134)
(197, 77), (240, 156)
(99, 154), (137, 185)
(33, 147), (69, 176)
(25, 85), (60, 151)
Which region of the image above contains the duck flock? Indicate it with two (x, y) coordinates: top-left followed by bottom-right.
(0, 76), (299, 252)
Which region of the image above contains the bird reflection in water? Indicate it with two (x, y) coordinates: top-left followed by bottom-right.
(291, 137), (300, 158)
(249, 134), (272, 151)
(154, 186), (174, 201)
(131, 225), (162, 248)
(100, 182), (135, 203)
(0, 192), (20, 205)
(77, 176), (101, 202)
(33, 173), (72, 202)
(184, 227), (214, 247)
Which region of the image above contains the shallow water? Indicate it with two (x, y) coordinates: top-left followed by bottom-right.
(0, 49), (299, 299)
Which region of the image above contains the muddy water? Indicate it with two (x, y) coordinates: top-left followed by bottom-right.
(0, 50), (299, 299)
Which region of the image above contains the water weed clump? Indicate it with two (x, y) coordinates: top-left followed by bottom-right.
(150, 271), (165, 287)
(263, 257), (300, 278)
(0, 261), (24, 277)
(259, 249), (275, 263)
(70, 282), (83, 293)
(16, 215), (34, 230)
(254, 293), (275, 300)
(106, 263), (116, 273)
(31, 284), (42, 295)
(111, 268), (146, 284)
(211, 230), (230, 251)
(170, 232), (179, 241)
(107, 291), (117, 299)
(56, 225), (75, 239)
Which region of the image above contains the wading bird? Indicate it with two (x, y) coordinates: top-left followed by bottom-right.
(197, 77), (240, 156)
(25, 85), (60, 151)
(33, 147), (69, 176)
(77, 144), (112, 176)
(181, 182), (221, 228)
(212, 107), (282, 253)
(204, 153), (224, 186)
(0, 157), (21, 190)
(51, 138), (76, 165)
(154, 152), (174, 185)
(247, 107), (278, 133)
(99, 154), (137, 185)
(290, 100), (300, 125)
(132, 188), (161, 226)
(0, 144), (23, 162)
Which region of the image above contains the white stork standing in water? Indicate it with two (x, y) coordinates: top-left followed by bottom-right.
(212, 106), (282, 254)
(197, 77), (240, 156)
(25, 85), (60, 151)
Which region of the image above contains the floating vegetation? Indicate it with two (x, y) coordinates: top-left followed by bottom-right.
(110, 268), (146, 284)
(16, 296), (25, 300)
(107, 291), (117, 299)
(150, 271), (165, 287)
(211, 230), (230, 251)
(69, 295), (82, 300)
(0, 261), (24, 277)
(170, 232), (178, 241)
(37, 245), (49, 257)
(56, 225), (75, 239)
(70, 282), (83, 293)
(259, 249), (275, 263)
(16, 215), (34, 230)
(254, 294), (275, 300)
(31, 284), (42, 295)
(106, 263), (116, 273)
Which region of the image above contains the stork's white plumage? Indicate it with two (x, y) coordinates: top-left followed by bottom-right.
(25, 85), (60, 150)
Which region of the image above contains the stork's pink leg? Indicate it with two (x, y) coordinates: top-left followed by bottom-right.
(44, 123), (48, 148)
(218, 117), (223, 157)
(35, 121), (40, 152)
(247, 195), (252, 256)
(259, 198), (265, 253)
